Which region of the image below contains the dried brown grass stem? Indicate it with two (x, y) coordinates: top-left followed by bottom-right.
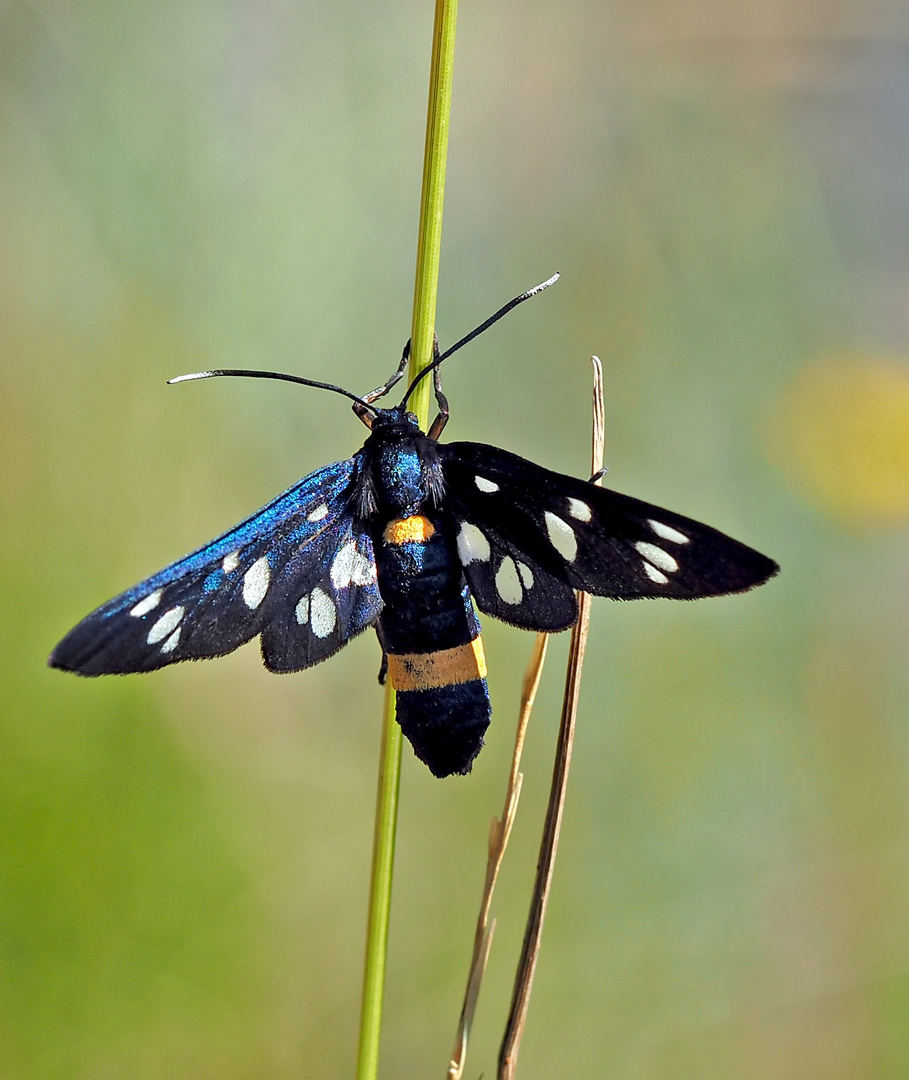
(497, 356), (605, 1080)
(447, 632), (549, 1080)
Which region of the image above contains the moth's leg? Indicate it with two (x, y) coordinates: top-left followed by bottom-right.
(375, 624), (389, 685)
(351, 401), (374, 427)
(427, 336), (450, 441)
(353, 341), (412, 427)
(353, 342), (411, 427)
(364, 341), (410, 405)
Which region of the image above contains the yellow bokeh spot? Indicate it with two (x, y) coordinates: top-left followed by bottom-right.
(766, 353), (909, 528)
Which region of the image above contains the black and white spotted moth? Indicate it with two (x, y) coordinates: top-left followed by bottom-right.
(50, 277), (778, 777)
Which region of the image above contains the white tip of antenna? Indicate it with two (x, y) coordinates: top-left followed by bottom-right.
(167, 371), (215, 385)
(529, 272), (560, 296)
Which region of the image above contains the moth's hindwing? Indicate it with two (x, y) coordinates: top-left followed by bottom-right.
(49, 457), (383, 676)
(441, 441), (779, 627)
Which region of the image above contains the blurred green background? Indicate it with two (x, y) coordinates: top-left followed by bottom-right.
(3, 1), (909, 1077)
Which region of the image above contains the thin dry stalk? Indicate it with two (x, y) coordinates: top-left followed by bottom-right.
(447, 632), (549, 1080)
(497, 357), (605, 1080)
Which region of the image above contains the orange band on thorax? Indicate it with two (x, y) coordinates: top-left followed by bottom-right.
(383, 515), (436, 545)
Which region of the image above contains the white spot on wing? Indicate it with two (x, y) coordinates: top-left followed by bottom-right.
(457, 522), (491, 565)
(161, 627), (182, 653)
(643, 563), (670, 585)
(309, 587), (336, 638)
(544, 511), (577, 561)
(647, 519), (689, 545)
(566, 497), (592, 522)
(295, 594), (310, 625)
(330, 542), (357, 588)
(242, 557), (270, 609)
(516, 562), (534, 590)
(330, 541), (375, 589)
(307, 503), (329, 522)
(350, 549), (376, 586)
(147, 605), (185, 644)
(222, 551), (239, 573)
(130, 589), (162, 618)
(495, 557), (523, 605)
(634, 541), (679, 574)
(475, 476), (499, 493)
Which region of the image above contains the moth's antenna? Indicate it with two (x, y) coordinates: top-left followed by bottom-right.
(168, 368), (379, 414)
(400, 272), (559, 408)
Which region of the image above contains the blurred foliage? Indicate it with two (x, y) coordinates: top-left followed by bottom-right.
(2, 1), (909, 1078)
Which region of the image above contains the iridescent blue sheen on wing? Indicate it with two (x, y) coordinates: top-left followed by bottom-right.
(49, 457), (383, 675)
(102, 460), (357, 618)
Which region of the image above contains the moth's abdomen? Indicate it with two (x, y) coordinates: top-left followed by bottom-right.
(375, 513), (490, 778)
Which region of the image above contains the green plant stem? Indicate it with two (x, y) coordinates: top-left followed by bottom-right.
(409, 0), (459, 419)
(356, 685), (401, 1080)
(355, 3), (459, 1078)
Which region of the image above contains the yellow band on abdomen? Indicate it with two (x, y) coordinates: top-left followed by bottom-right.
(387, 637), (487, 692)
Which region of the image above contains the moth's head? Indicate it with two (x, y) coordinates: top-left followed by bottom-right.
(365, 404), (422, 436)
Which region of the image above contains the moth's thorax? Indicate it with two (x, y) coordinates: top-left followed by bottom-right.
(362, 407), (442, 518)
(375, 438), (423, 514)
